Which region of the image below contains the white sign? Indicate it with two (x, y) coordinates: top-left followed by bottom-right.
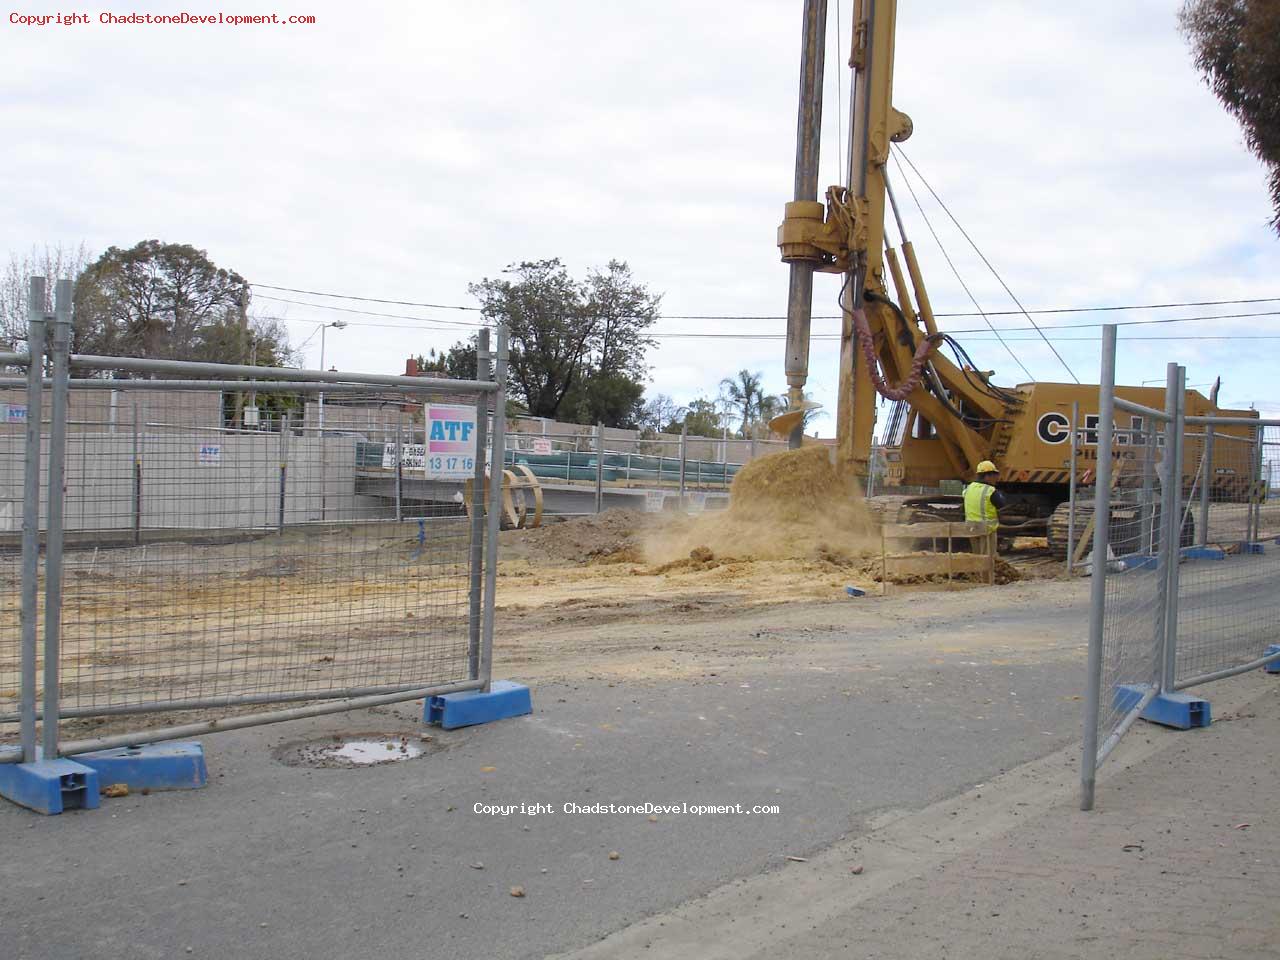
(644, 490), (666, 513)
(197, 443), (222, 466)
(4, 404), (27, 424)
(687, 492), (707, 515)
(382, 443), (426, 470)
(423, 404), (478, 480)
(532, 437), (553, 455)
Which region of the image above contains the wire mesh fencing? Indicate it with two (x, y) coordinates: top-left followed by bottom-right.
(1174, 421), (1280, 688)
(500, 425), (788, 516)
(1, 307), (510, 764)
(1091, 412), (1168, 781)
(1082, 326), (1280, 810)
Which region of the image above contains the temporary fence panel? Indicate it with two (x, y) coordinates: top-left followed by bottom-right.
(1173, 421), (1280, 688)
(1082, 325), (1280, 809)
(1, 301), (509, 765)
(1081, 338), (1177, 811)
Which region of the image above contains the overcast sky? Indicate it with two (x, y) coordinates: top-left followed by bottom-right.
(3, 0), (1278, 431)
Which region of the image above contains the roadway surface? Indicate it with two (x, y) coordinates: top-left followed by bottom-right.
(0, 584), (1091, 960)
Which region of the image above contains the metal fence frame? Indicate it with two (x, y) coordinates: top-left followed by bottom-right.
(1, 279), (511, 766)
(1081, 324), (1280, 809)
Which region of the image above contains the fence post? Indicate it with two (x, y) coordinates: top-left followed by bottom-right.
(1141, 420), (1156, 555)
(277, 411), (288, 533)
(1066, 401), (1078, 575)
(1199, 423), (1214, 547)
(41, 281), (72, 760)
(1251, 427), (1263, 544)
(19, 279), (47, 764)
(1081, 324), (1117, 811)
(480, 324), (509, 692)
(679, 423), (687, 504)
(468, 329), (492, 683)
(880, 520), (887, 596)
(1159, 364), (1185, 693)
(132, 400), (142, 546)
(595, 422), (604, 514)
(395, 412), (404, 522)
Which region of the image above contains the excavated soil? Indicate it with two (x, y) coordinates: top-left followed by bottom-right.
(500, 447), (1022, 594)
(644, 446), (878, 566)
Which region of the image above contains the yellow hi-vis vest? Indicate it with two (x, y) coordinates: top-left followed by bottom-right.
(964, 482), (999, 530)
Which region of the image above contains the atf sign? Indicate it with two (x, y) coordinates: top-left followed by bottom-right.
(424, 404), (477, 480)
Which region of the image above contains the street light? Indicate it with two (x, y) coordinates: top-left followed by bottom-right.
(317, 319), (347, 433)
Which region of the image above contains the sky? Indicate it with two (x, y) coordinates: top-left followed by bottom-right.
(3, 0), (1278, 433)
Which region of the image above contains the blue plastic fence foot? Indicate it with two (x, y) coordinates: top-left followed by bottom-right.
(1181, 547), (1225, 561)
(425, 680), (532, 730)
(1264, 645), (1280, 675)
(76, 742), (207, 793)
(1115, 683), (1210, 730)
(1122, 555), (1159, 571)
(0, 756), (100, 815)
(1241, 542), (1265, 555)
(844, 585), (867, 597)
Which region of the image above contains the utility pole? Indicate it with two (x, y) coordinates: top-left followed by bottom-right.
(316, 319), (347, 433)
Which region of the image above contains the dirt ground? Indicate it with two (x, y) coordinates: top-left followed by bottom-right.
(0, 496), (1065, 745)
(2, 436), (1275, 747)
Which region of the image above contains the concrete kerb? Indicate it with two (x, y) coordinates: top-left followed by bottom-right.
(549, 674), (1278, 960)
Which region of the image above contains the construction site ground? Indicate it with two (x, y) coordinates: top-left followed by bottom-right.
(2, 507), (1277, 958)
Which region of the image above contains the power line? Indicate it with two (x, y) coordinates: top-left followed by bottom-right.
(260, 310), (1280, 344)
(250, 281), (1280, 322)
(251, 283), (483, 311)
(890, 152), (1035, 381)
(252, 294), (487, 329)
(935, 297), (1280, 319)
(896, 147), (1079, 383)
(261, 307), (1280, 341)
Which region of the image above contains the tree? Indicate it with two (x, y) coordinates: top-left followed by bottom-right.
(467, 258), (660, 425)
(584, 260), (660, 380)
(560, 373), (646, 428)
(637, 393), (684, 436)
(419, 337), (478, 380)
(72, 240), (294, 365)
(1180, 0), (1280, 234)
(719, 369), (766, 438)
(0, 243), (93, 348)
(680, 398), (725, 438)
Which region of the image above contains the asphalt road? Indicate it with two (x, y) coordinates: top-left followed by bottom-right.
(1, 592), (1090, 960)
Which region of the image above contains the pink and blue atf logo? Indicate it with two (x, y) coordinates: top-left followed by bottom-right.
(426, 405), (476, 454)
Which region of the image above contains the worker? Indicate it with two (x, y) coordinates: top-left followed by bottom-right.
(964, 460), (1005, 554)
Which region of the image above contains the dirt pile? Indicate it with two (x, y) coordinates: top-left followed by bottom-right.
(644, 446), (876, 566)
(500, 510), (649, 566)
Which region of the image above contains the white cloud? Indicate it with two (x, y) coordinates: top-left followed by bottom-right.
(1, 0), (1276, 435)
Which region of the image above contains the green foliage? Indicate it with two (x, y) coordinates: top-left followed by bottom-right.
(560, 373), (646, 428)
(1180, 0), (1280, 234)
(466, 258), (659, 425)
(419, 338), (478, 380)
(719, 369), (766, 438)
(678, 398), (725, 438)
(72, 240), (293, 367)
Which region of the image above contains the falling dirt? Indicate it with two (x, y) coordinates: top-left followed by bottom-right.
(644, 446), (877, 567)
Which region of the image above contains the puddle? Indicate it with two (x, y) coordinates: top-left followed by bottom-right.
(330, 739), (423, 764)
(277, 732), (434, 768)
